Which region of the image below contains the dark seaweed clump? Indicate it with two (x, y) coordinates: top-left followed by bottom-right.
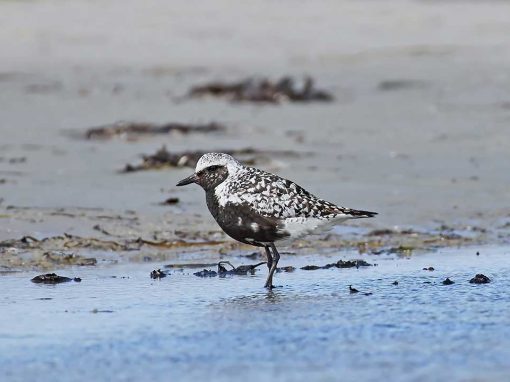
(121, 146), (299, 173)
(469, 274), (491, 284)
(31, 273), (73, 284)
(190, 76), (333, 104)
(122, 147), (259, 173)
(193, 269), (218, 277)
(193, 261), (266, 278)
(150, 269), (168, 279)
(84, 121), (225, 140)
(301, 259), (372, 271)
(217, 261), (266, 275)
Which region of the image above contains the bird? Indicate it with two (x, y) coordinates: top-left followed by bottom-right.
(176, 153), (377, 289)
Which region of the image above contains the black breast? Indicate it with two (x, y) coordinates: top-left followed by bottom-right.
(205, 191), (289, 246)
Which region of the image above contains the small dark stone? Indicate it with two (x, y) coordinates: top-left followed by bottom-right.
(150, 269), (167, 279)
(423, 267), (435, 271)
(442, 278), (454, 285)
(392, 281), (399, 285)
(476, 251), (480, 256)
(73, 277), (82, 282)
(31, 273), (72, 284)
(469, 274), (491, 284)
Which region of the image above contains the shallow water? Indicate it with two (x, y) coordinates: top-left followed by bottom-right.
(1, 246), (509, 382)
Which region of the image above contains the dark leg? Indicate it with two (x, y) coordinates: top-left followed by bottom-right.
(264, 243), (280, 289)
(264, 246), (273, 270)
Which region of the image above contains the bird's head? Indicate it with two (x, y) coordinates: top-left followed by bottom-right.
(176, 153), (241, 191)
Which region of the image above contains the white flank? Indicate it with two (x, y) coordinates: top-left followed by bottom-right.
(276, 215), (351, 244)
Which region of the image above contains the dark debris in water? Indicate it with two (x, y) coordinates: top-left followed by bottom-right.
(83, 121), (225, 141)
(122, 146), (300, 173)
(150, 269), (168, 279)
(423, 267), (435, 271)
(276, 266), (296, 273)
(301, 265), (322, 271)
(442, 278), (454, 285)
(193, 269), (218, 278)
(189, 76), (334, 104)
(469, 274), (491, 284)
(218, 261), (266, 275)
(31, 273), (74, 284)
(193, 261), (266, 278)
(301, 259), (372, 271)
(337, 260), (371, 268)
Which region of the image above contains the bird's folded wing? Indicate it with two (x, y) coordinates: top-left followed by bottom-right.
(234, 168), (361, 219)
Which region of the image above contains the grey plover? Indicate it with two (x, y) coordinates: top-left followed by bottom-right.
(177, 153), (377, 289)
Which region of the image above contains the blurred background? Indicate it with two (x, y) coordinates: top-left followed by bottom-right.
(1, 0), (509, 236)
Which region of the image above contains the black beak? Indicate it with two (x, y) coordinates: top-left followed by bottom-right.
(176, 173), (198, 186)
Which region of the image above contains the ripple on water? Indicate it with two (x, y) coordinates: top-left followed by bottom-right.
(0, 246), (509, 381)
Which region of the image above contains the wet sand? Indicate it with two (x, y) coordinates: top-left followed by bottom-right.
(1, 0), (510, 246)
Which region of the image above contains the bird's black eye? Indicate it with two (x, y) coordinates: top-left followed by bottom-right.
(207, 165), (221, 172)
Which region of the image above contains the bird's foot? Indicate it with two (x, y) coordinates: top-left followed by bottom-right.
(264, 282), (275, 289)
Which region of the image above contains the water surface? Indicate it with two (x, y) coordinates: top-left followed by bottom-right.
(1, 246), (509, 381)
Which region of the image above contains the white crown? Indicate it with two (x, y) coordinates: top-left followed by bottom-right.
(195, 153), (242, 173)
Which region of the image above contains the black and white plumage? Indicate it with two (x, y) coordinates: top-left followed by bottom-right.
(177, 153), (377, 288)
